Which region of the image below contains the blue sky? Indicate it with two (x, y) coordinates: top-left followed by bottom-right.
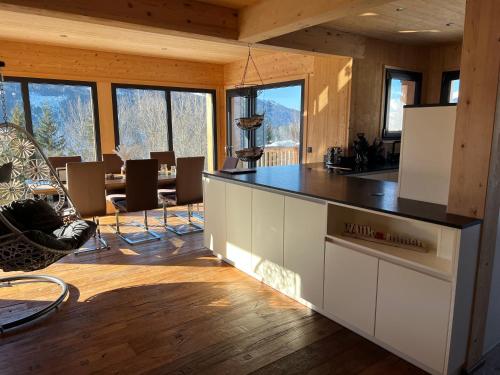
(262, 85), (302, 111)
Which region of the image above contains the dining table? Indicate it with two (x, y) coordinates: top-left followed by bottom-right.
(27, 173), (176, 196)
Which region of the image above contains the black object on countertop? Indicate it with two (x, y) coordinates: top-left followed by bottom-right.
(203, 163), (481, 229)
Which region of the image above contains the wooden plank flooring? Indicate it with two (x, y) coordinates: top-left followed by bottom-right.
(0, 209), (429, 375)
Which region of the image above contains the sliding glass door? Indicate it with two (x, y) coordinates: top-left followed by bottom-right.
(226, 80), (304, 167)
(2, 77), (101, 160)
(112, 85), (217, 169)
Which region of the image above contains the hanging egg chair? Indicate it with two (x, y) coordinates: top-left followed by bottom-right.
(0, 61), (97, 333)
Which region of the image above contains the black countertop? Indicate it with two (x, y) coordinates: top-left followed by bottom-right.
(204, 163), (481, 229)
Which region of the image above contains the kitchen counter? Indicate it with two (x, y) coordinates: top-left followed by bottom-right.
(203, 163), (480, 229)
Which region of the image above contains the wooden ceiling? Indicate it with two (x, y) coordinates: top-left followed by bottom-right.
(0, 8), (270, 64)
(322, 0), (465, 44)
(196, 0), (260, 9)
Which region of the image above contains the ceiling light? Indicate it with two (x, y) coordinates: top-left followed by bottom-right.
(59, 34), (68, 38)
(398, 29), (440, 34)
(446, 22), (455, 27)
(396, 7), (405, 11)
(359, 12), (378, 16)
(161, 47), (168, 51)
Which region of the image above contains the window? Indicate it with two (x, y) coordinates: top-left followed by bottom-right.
(114, 87), (169, 160)
(226, 80), (304, 166)
(171, 90), (215, 169)
(3, 77), (101, 160)
(1, 81), (25, 127)
(440, 70), (460, 104)
(382, 69), (422, 139)
(112, 84), (217, 169)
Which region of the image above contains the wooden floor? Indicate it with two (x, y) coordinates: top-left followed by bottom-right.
(0, 209), (430, 374)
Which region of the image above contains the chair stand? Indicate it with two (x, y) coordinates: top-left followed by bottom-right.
(163, 203), (204, 236)
(75, 217), (110, 255)
(110, 210), (161, 245)
(0, 275), (68, 333)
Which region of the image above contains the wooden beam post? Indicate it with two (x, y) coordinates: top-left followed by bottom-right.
(261, 26), (366, 59)
(238, 0), (393, 43)
(0, 0), (239, 40)
(446, 0), (500, 369)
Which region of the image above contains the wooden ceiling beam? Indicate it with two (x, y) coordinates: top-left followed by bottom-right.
(261, 26), (366, 59)
(238, 0), (395, 43)
(0, 0), (239, 40)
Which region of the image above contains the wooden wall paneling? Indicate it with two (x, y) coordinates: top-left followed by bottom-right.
(0, 39), (225, 159)
(424, 43), (462, 104)
(223, 52), (315, 86)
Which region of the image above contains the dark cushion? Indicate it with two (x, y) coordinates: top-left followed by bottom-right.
(23, 230), (74, 251)
(0, 162), (12, 183)
(53, 220), (97, 249)
(1, 199), (64, 233)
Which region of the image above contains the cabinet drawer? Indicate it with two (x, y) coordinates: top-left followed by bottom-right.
(376, 260), (452, 374)
(324, 242), (378, 335)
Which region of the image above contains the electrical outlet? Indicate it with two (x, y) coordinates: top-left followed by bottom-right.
(307, 146), (312, 153)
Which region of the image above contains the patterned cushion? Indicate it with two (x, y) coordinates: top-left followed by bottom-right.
(53, 220), (97, 249)
(1, 199), (63, 233)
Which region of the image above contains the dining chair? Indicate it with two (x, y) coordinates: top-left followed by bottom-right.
(102, 153), (123, 174)
(106, 159), (161, 245)
(158, 156), (204, 235)
(221, 157), (239, 170)
(150, 151), (176, 170)
(67, 161), (110, 253)
(48, 156), (82, 170)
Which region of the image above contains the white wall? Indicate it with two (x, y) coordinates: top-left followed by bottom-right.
(484, 210), (500, 353)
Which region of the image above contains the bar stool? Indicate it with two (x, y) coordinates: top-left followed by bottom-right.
(158, 156), (204, 235)
(66, 161), (110, 253)
(102, 153), (123, 174)
(150, 151), (176, 170)
(106, 159), (161, 245)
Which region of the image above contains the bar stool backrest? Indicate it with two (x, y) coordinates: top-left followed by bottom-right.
(48, 156), (82, 169)
(125, 159), (159, 212)
(150, 151), (176, 170)
(67, 161), (106, 218)
(222, 157), (239, 170)
(102, 153), (123, 174)
(175, 157), (205, 206)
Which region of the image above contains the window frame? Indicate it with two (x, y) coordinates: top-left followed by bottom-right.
(382, 68), (423, 140)
(440, 70), (460, 104)
(4, 76), (102, 160)
(225, 79), (305, 164)
(111, 83), (218, 168)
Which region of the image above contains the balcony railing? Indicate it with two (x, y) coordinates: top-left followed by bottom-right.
(256, 146), (299, 167)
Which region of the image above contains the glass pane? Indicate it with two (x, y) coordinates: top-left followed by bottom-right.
(255, 85), (302, 166)
(387, 79), (417, 133)
(449, 79), (460, 103)
(28, 83), (98, 160)
(171, 91), (214, 169)
(115, 88), (168, 160)
(2, 81), (25, 127)
(230, 95), (249, 155)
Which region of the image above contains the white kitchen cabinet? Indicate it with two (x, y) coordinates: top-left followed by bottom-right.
(251, 189), (285, 290)
(324, 241), (379, 335)
(225, 183), (253, 273)
(283, 196), (326, 307)
(203, 177), (226, 257)
(376, 260), (452, 374)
